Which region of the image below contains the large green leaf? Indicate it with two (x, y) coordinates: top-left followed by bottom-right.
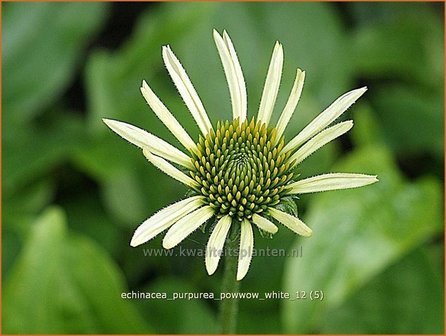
(2, 207), (151, 333)
(320, 246), (444, 333)
(282, 146), (442, 333)
(2, 2), (107, 125)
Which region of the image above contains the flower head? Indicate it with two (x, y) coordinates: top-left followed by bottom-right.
(103, 30), (378, 280)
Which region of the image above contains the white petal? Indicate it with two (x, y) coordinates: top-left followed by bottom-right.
(103, 119), (193, 169)
(205, 215), (232, 275)
(237, 220), (254, 281)
(257, 42), (283, 126)
(130, 196), (204, 247)
(252, 214), (278, 234)
(162, 46), (213, 135)
(283, 87), (367, 152)
(213, 30), (247, 122)
(275, 69), (305, 142)
(143, 148), (198, 188)
(140, 81), (197, 153)
(289, 120), (353, 167)
(287, 173), (378, 194)
(223, 31), (247, 122)
(163, 206), (214, 249)
(268, 208), (312, 237)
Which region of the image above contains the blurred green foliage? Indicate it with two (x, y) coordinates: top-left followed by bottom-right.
(2, 2), (444, 334)
(283, 146), (443, 333)
(3, 208), (150, 333)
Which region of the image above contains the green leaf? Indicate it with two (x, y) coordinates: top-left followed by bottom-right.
(102, 168), (151, 225)
(321, 246), (444, 333)
(62, 189), (122, 257)
(2, 229), (23, 281)
(3, 179), (55, 229)
(372, 85), (443, 159)
(351, 104), (386, 148)
(2, 2), (108, 125)
(2, 179), (55, 278)
(3, 207), (151, 333)
(282, 146), (442, 333)
(2, 113), (86, 197)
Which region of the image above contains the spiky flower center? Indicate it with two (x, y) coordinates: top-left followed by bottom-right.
(190, 118), (295, 222)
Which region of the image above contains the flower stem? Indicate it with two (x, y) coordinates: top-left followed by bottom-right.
(219, 228), (240, 334)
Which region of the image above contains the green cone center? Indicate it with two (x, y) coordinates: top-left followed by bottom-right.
(190, 118), (294, 222)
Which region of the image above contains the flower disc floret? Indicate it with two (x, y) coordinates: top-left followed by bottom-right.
(189, 118), (294, 222)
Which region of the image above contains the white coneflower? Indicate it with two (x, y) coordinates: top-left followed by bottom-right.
(103, 30), (377, 281)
